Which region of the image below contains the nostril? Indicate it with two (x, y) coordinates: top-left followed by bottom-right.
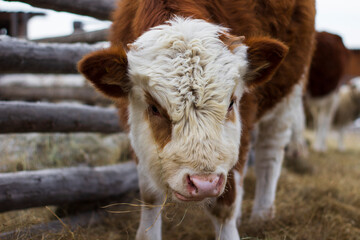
(188, 174), (224, 196)
(187, 175), (198, 193)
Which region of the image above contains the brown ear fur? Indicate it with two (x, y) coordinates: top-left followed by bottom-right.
(77, 46), (131, 98)
(244, 37), (289, 88)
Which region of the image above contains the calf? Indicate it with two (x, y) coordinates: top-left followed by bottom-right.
(78, 1), (315, 239)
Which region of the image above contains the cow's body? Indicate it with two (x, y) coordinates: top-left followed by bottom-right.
(305, 32), (360, 152)
(347, 50), (360, 80)
(78, 1), (315, 239)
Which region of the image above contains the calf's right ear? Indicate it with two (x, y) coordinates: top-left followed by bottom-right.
(77, 46), (131, 98)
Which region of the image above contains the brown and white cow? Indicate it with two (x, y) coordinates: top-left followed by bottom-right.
(78, 1), (315, 239)
(306, 32), (360, 152)
(306, 31), (350, 152)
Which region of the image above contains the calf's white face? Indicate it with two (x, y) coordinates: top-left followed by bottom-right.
(78, 17), (288, 203)
(127, 18), (247, 201)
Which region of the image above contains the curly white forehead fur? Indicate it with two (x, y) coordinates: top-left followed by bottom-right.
(127, 17), (248, 125)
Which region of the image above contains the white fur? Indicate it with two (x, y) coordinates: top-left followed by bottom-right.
(126, 17), (249, 240)
(136, 208), (162, 240)
(135, 162), (165, 240)
(127, 17), (247, 192)
(251, 83), (301, 221)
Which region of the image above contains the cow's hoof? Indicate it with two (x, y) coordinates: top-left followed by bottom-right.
(250, 206), (275, 223)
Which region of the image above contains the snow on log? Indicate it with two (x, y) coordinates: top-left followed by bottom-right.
(0, 101), (122, 133)
(0, 85), (111, 105)
(0, 161), (138, 212)
(0, 36), (107, 74)
(34, 29), (109, 44)
(3, 0), (116, 20)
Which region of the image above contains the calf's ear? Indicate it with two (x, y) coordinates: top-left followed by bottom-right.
(244, 37), (288, 88)
(77, 46), (131, 98)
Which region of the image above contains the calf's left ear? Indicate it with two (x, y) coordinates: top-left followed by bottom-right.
(244, 37), (289, 88)
(77, 46), (131, 98)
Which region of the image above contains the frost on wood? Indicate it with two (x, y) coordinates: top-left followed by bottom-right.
(3, 0), (116, 20)
(35, 29), (109, 44)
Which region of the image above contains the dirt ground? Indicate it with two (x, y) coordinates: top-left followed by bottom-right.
(0, 131), (359, 240)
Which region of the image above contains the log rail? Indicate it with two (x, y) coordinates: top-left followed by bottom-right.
(0, 101), (122, 133)
(0, 36), (107, 74)
(0, 85), (111, 105)
(3, 0), (116, 20)
(0, 162), (138, 213)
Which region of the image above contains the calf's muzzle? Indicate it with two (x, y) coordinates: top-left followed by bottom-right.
(175, 173), (225, 201)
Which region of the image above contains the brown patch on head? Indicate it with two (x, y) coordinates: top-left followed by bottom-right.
(144, 92), (172, 149)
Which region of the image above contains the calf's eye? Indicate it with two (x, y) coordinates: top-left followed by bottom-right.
(150, 105), (160, 116)
(228, 100), (234, 111)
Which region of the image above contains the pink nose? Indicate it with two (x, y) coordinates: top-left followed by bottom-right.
(186, 174), (224, 198)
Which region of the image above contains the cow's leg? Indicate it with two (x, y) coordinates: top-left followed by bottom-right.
(136, 171), (163, 240)
(250, 87), (296, 221)
(285, 89), (315, 173)
(206, 170), (242, 240)
(286, 84), (309, 160)
(313, 106), (327, 151)
(337, 127), (346, 151)
(313, 92), (340, 152)
(307, 96), (327, 152)
(307, 98), (319, 139)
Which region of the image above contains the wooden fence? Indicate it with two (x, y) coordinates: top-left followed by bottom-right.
(0, 0), (139, 226)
